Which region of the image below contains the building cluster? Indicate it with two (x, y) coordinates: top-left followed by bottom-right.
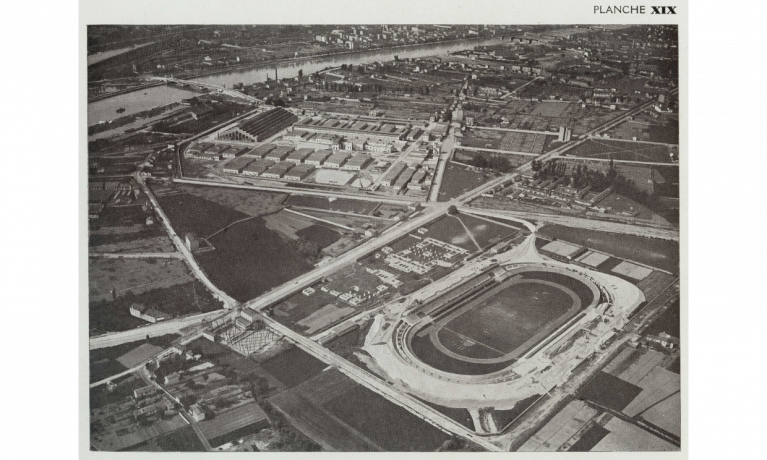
(507, 176), (615, 211)
(291, 116), (411, 154)
(383, 236), (469, 275)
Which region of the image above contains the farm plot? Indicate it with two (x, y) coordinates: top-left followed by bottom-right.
(519, 400), (598, 452)
(579, 372), (643, 412)
(90, 235), (175, 254)
(260, 347), (328, 389)
(530, 101), (572, 117)
(88, 258), (193, 302)
(499, 132), (548, 154)
(268, 368), (381, 452)
(323, 385), (452, 451)
(562, 139), (677, 163)
(591, 417), (677, 451)
(538, 224), (679, 273)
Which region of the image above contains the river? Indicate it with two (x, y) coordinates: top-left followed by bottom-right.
(88, 37), (504, 126)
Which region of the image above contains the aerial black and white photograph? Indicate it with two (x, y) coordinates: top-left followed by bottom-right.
(84, 7), (683, 454)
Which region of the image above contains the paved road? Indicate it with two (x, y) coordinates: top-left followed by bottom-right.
(136, 172), (237, 308)
(89, 309), (231, 350)
(88, 252), (183, 259)
(459, 206), (679, 241)
(173, 177), (416, 205)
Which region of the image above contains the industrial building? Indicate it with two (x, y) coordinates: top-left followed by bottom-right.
(220, 145), (250, 158)
(381, 162), (408, 186)
(305, 149), (332, 166)
(392, 166), (417, 191)
(184, 142), (213, 157)
(262, 161), (294, 179)
(265, 146), (294, 162)
(222, 157), (255, 174)
(324, 151), (352, 168)
(242, 160), (270, 176)
(342, 154), (372, 171)
(243, 143), (276, 159)
(284, 163), (314, 181)
(216, 107), (298, 143)
(286, 148), (314, 164)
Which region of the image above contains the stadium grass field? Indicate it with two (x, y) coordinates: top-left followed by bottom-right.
(406, 267), (598, 376)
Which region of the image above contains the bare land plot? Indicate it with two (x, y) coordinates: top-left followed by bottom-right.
(90, 235), (175, 254)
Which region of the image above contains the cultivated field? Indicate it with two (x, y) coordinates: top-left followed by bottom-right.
(323, 385), (452, 451)
(538, 224), (679, 273)
(260, 347), (328, 389)
(562, 139), (677, 163)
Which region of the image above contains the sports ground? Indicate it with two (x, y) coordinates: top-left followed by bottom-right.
(406, 266), (599, 375)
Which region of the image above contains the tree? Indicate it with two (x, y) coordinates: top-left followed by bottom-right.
(297, 69), (303, 78)
(447, 205), (458, 215)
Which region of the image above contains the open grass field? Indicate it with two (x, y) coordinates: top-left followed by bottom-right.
(538, 224), (679, 274)
(262, 209), (314, 239)
(295, 225), (341, 248)
(89, 205), (166, 247)
(530, 101), (572, 117)
(579, 372), (643, 412)
(89, 258), (193, 302)
(158, 192), (248, 238)
(154, 426), (207, 452)
(455, 212), (520, 249)
(176, 184), (287, 217)
(437, 162), (495, 202)
(285, 195), (379, 215)
(260, 347), (328, 389)
(197, 217), (313, 302)
(116, 342), (165, 368)
(563, 139), (676, 163)
(323, 385), (451, 451)
(89, 279), (223, 335)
